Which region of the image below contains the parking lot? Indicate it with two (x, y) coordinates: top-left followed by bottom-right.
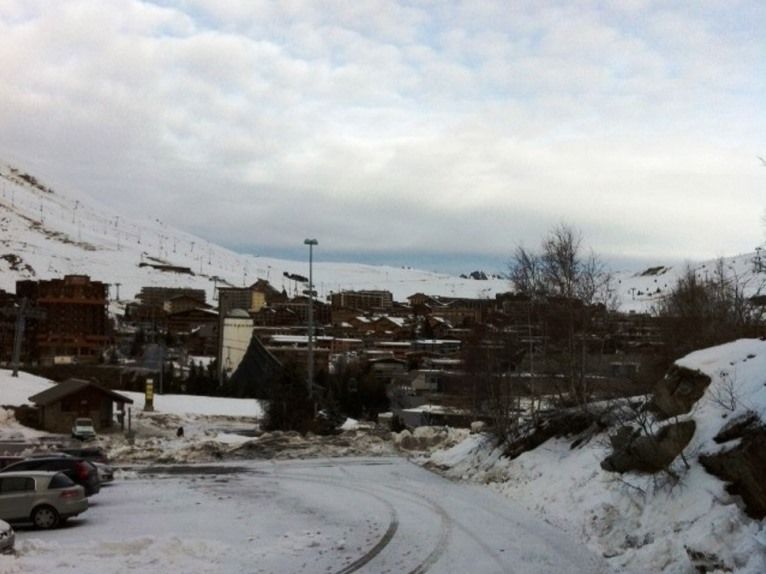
(1, 458), (606, 574)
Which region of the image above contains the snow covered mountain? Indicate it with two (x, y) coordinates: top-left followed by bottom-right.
(0, 160), (763, 309)
(0, 161), (511, 303)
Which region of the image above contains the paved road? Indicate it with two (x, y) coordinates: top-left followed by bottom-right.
(4, 457), (608, 574)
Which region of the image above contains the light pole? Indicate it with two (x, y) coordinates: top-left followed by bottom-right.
(304, 238), (318, 397)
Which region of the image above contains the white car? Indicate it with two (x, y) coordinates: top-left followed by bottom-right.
(71, 418), (96, 441)
(93, 462), (114, 483)
(0, 519), (14, 554)
(0, 471), (88, 529)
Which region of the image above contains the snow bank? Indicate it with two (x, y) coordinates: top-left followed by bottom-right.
(417, 339), (766, 573)
(392, 425), (469, 453)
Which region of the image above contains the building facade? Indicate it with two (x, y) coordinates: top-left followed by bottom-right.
(17, 275), (109, 364)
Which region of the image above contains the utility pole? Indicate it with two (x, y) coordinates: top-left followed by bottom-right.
(304, 238), (318, 398)
(1, 298), (46, 377)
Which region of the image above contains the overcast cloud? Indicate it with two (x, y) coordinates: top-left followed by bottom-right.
(0, 0), (763, 273)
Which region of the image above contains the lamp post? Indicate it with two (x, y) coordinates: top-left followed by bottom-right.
(304, 238), (318, 397)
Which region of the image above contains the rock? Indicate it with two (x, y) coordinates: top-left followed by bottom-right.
(651, 365), (711, 419)
(505, 409), (600, 459)
(699, 425), (766, 519)
(470, 421), (486, 434)
(601, 420), (696, 474)
(713, 410), (761, 444)
(608, 425), (639, 450)
(684, 546), (731, 573)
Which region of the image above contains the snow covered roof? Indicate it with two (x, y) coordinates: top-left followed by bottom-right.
(29, 378), (133, 406)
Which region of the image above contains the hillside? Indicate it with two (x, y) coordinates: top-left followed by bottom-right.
(1, 161), (763, 309)
(0, 162), (511, 303)
(417, 338), (766, 573)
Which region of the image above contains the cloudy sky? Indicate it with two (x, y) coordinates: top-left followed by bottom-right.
(0, 0), (763, 273)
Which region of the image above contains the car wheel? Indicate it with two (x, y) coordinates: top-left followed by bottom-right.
(32, 505), (60, 529)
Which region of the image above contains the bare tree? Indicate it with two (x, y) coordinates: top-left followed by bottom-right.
(653, 259), (763, 360)
(508, 223), (614, 406)
(510, 224), (614, 307)
(509, 245), (544, 296)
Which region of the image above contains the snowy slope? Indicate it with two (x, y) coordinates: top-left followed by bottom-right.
(0, 162), (509, 303)
(1, 161), (764, 310)
(420, 339), (766, 573)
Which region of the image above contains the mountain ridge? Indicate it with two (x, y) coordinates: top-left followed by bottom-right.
(1, 161), (762, 311)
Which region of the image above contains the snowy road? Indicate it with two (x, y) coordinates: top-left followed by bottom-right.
(2, 457), (607, 574)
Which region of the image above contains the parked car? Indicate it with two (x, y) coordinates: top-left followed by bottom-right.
(92, 462), (114, 484)
(34, 450), (114, 484)
(0, 457), (23, 471)
(61, 447), (109, 464)
(0, 519), (14, 553)
(71, 418), (97, 441)
(0, 471), (87, 529)
(0, 457), (100, 496)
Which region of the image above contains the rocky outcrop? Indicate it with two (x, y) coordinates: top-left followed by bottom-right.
(699, 424), (766, 519)
(505, 410), (602, 460)
(651, 365), (711, 420)
(713, 410), (761, 444)
(601, 420), (696, 474)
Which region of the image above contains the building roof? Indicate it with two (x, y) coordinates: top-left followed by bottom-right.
(226, 308), (251, 319)
(28, 378), (134, 406)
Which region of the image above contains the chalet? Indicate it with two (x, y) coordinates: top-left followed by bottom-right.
(367, 356), (408, 383)
(164, 294), (210, 315)
(166, 307), (218, 336)
(138, 286), (206, 309)
(412, 339), (461, 356)
(28, 378), (133, 434)
(370, 316), (409, 339)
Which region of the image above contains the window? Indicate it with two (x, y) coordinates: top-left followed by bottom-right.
(48, 473), (75, 489)
(0, 476), (35, 493)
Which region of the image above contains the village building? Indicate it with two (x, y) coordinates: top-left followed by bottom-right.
(330, 290), (393, 311)
(219, 309), (254, 380)
(0, 289), (17, 363)
(164, 294), (211, 315)
(166, 307), (218, 336)
(137, 286), (206, 309)
(16, 275), (110, 364)
(27, 378), (133, 434)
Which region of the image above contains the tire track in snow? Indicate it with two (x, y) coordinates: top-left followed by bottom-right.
(273, 468), (454, 574)
(268, 471), (400, 574)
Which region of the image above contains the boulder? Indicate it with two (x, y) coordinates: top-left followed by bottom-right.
(713, 410), (760, 444)
(651, 365), (711, 420)
(505, 409), (600, 459)
(601, 420), (696, 474)
(699, 425), (766, 519)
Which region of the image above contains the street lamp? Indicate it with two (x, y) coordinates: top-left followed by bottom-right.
(304, 238), (318, 397)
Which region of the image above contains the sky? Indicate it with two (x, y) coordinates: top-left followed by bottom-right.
(0, 0), (764, 274)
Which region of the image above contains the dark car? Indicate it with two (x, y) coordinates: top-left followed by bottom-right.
(0, 457), (100, 496)
(60, 447), (109, 464)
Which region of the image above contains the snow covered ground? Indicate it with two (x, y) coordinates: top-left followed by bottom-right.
(3, 340), (766, 573)
(0, 458), (608, 574)
(415, 339), (766, 573)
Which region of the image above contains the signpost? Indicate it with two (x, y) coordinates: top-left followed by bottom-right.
(144, 378), (154, 412)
